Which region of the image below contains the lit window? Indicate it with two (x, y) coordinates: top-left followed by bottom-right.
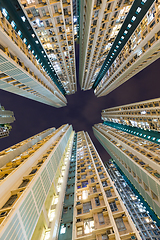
(82, 190), (88, 200)
(131, 16), (136, 22)
(44, 230), (50, 240)
(84, 218), (94, 234)
(60, 225), (66, 234)
(48, 210), (55, 221)
(11, 21), (16, 28)
(21, 16), (26, 22)
(136, 7), (142, 14)
(2, 8), (8, 18)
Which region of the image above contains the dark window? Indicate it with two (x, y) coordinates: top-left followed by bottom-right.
(77, 209), (82, 215)
(18, 179), (29, 188)
(81, 168), (86, 173)
(98, 212), (105, 225)
(91, 177), (95, 183)
(105, 189), (112, 198)
(95, 197), (100, 206)
(63, 207), (68, 213)
(109, 201), (118, 212)
(83, 202), (92, 213)
(97, 168), (102, 172)
(2, 195), (18, 208)
(115, 217), (126, 231)
(99, 174), (104, 179)
(92, 186), (97, 193)
(81, 174), (87, 179)
(29, 168), (37, 175)
(102, 181), (108, 187)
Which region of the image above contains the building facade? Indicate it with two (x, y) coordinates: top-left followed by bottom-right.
(93, 1), (160, 97)
(78, 0), (160, 98)
(0, 124), (73, 240)
(0, 126), (142, 240)
(104, 160), (160, 240)
(101, 98), (160, 132)
(0, 10), (67, 107)
(19, 0), (77, 95)
(93, 123), (160, 218)
(0, 104), (15, 139)
(79, 0), (133, 91)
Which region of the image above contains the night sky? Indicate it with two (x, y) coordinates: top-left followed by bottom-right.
(0, 57), (160, 163)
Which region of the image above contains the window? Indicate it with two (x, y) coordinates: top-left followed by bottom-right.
(83, 202), (92, 213)
(98, 212), (105, 225)
(82, 181), (88, 188)
(63, 207), (68, 214)
(95, 197), (100, 206)
(138, 177), (142, 183)
(77, 227), (82, 236)
(144, 182), (149, 191)
(102, 234), (109, 240)
(82, 190), (88, 200)
(92, 186), (97, 193)
(91, 177), (95, 183)
(97, 168), (102, 172)
(105, 189), (112, 197)
(102, 180), (108, 187)
(99, 174), (104, 179)
(81, 168), (86, 172)
(133, 172), (136, 178)
(84, 218), (95, 234)
(115, 217), (126, 231)
(2, 194), (18, 208)
(54, 5), (58, 13)
(151, 191), (158, 201)
(109, 201), (118, 212)
(81, 174), (87, 179)
(77, 209), (82, 215)
(89, 171), (93, 175)
(60, 224), (66, 234)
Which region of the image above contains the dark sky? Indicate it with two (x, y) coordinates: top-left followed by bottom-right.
(0, 58), (160, 163)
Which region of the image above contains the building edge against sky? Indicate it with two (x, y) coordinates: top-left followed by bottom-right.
(0, 124), (145, 240)
(18, 0), (77, 95)
(0, 6), (67, 108)
(79, 0), (160, 97)
(0, 1), (160, 101)
(0, 103), (15, 139)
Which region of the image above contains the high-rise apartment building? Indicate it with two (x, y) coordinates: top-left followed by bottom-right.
(79, 0), (132, 90)
(0, 0), (160, 101)
(0, 124), (73, 239)
(79, 0), (160, 98)
(104, 160), (160, 239)
(93, 123), (160, 218)
(19, 0), (77, 95)
(0, 104), (15, 139)
(0, 8), (67, 108)
(0, 125), (144, 240)
(101, 98), (160, 131)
